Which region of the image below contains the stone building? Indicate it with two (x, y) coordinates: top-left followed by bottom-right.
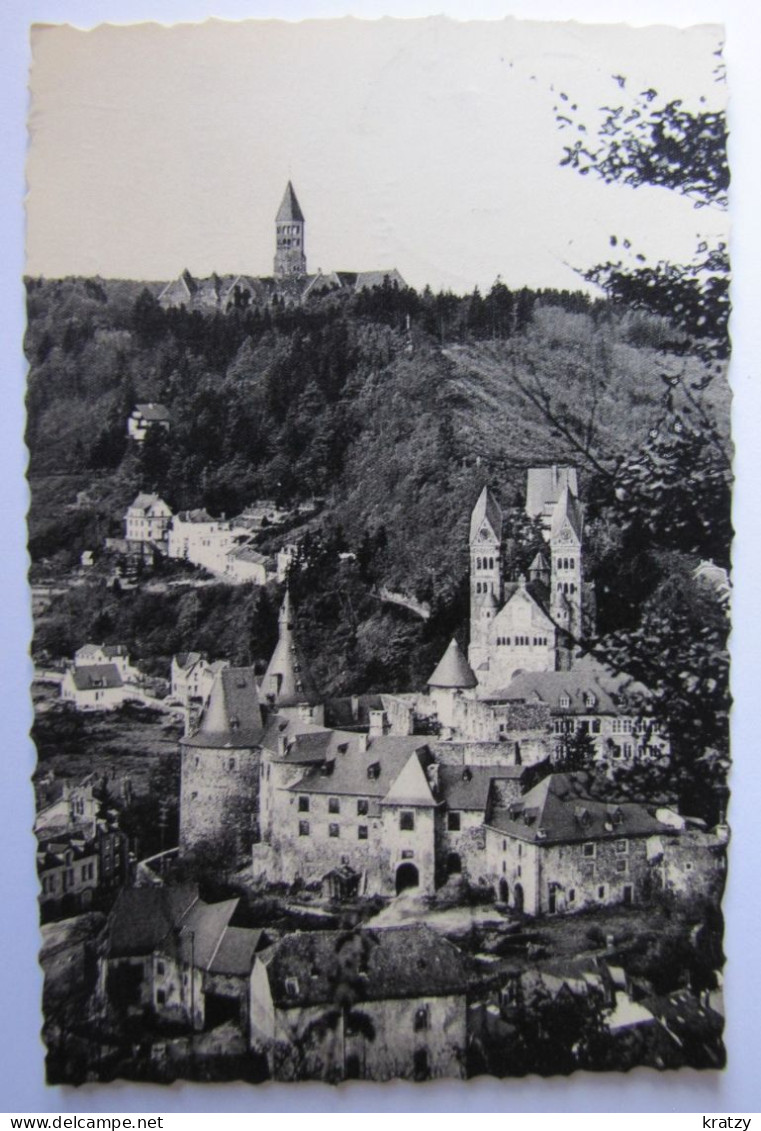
(274, 181), (307, 278)
(467, 469), (595, 691)
(260, 589), (325, 725)
(251, 925), (469, 1082)
(98, 885), (265, 1040)
(483, 771), (676, 914)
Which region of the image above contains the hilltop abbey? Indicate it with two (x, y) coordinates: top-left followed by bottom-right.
(158, 181), (406, 312)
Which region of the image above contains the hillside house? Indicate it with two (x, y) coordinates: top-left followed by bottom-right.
(74, 643), (138, 683)
(171, 653), (229, 705)
(61, 663), (128, 711)
(124, 493), (172, 544)
(127, 403), (171, 442)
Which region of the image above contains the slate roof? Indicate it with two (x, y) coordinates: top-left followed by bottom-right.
(484, 666), (648, 714)
(176, 508), (215, 524)
(353, 269), (407, 291)
(182, 667), (264, 748)
(182, 897), (239, 970)
(439, 765), (506, 812)
(428, 638), (478, 689)
(174, 651), (204, 671)
(525, 466), (578, 519)
(288, 736), (434, 803)
(498, 578), (552, 621)
(265, 925), (470, 1008)
(209, 927), (264, 976)
(469, 486), (503, 544)
(487, 772), (672, 845)
(129, 492), (170, 515)
(104, 885), (200, 958)
(70, 663), (123, 691)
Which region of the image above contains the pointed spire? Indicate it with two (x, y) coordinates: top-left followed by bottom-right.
(276, 181), (305, 223)
(550, 485), (584, 541)
(428, 638), (478, 690)
(263, 589), (321, 708)
(470, 485), (503, 545)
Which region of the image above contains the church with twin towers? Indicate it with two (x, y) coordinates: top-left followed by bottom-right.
(467, 465), (595, 694)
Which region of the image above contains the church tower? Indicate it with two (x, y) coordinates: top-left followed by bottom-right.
(274, 181), (307, 278)
(549, 485), (584, 668)
(468, 486), (503, 677)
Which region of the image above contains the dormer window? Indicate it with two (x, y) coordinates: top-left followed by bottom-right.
(584, 692), (597, 709)
(367, 763), (380, 780)
(559, 694), (571, 709)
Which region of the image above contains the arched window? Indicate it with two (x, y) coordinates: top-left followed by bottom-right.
(476, 557), (481, 569)
(489, 557), (494, 569)
(557, 558), (562, 570)
(570, 558), (575, 569)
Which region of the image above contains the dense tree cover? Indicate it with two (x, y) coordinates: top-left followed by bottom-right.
(26, 263), (732, 817)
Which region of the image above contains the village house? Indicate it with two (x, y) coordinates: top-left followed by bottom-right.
(34, 774), (99, 839)
(167, 509), (258, 579)
(252, 925), (469, 1082)
(127, 402), (171, 442)
(98, 885), (266, 1041)
(124, 493), (173, 545)
(224, 545), (270, 585)
(483, 771), (679, 914)
(37, 804), (131, 921)
(170, 652), (229, 705)
(61, 663), (129, 711)
(74, 643), (139, 683)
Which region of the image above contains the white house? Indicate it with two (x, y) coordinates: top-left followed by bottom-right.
(61, 664), (128, 711)
(124, 494), (172, 544)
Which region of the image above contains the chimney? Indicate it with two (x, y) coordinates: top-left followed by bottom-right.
(369, 709), (387, 737)
(357, 733), (368, 753)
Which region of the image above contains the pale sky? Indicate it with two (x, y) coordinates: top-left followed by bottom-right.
(27, 16), (727, 293)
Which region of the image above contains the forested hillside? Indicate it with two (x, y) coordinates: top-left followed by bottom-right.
(25, 275), (732, 817)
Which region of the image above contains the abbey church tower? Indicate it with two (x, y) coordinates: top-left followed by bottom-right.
(468, 486), (503, 677)
(274, 181), (307, 278)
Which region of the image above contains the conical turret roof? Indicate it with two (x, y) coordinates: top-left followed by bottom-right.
(428, 638), (478, 690)
(262, 589), (321, 708)
(182, 667), (264, 748)
(276, 181), (305, 223)
(470, 485), (503, 544)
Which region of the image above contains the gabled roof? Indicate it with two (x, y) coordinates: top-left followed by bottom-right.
(470, 486), (503, 545)
(353, 269), (406, 291)
(529, 551), (549, 575)
(428, 638), (477, 690)
(382, 750), (437, 808)
(487, 772), (671, 845)
(69, 663), (123, 691)
(288, 736), (433, 802)
(181, 897), (239, 970)
(104, 885), (199, 958)
(129, 492), (170, 515)
(549, 484), (584, 542)
(182, 667), (264, 748)
(265, 925), (470, 1008)
(174, 651), (204, 671)
(526, 466), (578, 519)
(276, 181), (305, 223)
(134, 403), (170, 422)
(438, 765), (513, 813)
(497, 578), (553, 623)
(209, 926), (264, 976)
(484, 665), (648, 713)
(175, 508), (215, 524)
